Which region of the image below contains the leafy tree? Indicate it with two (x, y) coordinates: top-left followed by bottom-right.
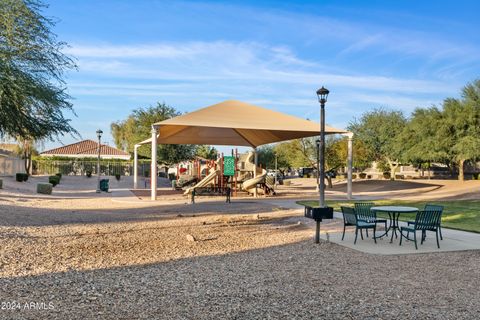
(111, 102), (196, 165)
(273, 138), (315, 169)
(195, 145), (218, 160)
(438, 80), (480, 180)
(14, 137), (39, 174)
(0, 0), (77, 141)
(348, 109), (406, 179)
(257, 144), (289, 174)
(396, 107), (445, 178)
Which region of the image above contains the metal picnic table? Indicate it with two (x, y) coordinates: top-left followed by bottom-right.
(371, 206), (419, 243)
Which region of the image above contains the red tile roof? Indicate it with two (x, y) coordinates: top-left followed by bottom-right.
(40, 140), (130, 157)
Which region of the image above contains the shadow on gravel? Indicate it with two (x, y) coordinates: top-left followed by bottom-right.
(330, 180), (443, 192)
(0, 240), (478, 319)
(0, 201), (281, 227)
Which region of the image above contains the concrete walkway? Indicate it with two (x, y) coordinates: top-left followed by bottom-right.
(263, 198), (480, 255)
(319, 222), (480, 255)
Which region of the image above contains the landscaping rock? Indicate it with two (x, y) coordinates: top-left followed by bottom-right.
(186, 234), (196, 242)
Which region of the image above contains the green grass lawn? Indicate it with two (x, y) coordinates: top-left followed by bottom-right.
(296, 199), (480, 233)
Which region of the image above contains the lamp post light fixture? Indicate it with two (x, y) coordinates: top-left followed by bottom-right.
(303, 86), (334, 244)
(316, 86), (329, 209)
(96, 129), (103, 193)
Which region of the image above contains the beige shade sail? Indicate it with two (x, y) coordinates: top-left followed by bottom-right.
(138, 100), (349, 148)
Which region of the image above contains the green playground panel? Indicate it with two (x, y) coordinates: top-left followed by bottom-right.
(223, 156), (235, 176)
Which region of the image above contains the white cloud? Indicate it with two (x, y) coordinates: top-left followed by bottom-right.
(68, 41), (458, 97)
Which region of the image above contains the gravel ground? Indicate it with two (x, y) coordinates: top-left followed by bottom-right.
(0, 194), (479, 319)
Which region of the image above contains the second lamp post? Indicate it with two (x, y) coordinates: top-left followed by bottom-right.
(96, 129), (103, 193)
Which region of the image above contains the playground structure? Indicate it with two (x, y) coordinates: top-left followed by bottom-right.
(177, 150), (275, 197)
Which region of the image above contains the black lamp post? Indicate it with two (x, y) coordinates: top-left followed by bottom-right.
(316, 86), (329, 209)
(96, 129), (103, 193)
(316, 139), (320, 190)
(301, 87), (334, 243)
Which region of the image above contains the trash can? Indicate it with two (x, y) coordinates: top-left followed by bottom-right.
(100, 179), (109, 192)
(171, 180), (177, 190)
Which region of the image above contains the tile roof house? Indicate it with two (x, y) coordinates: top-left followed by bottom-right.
(40, 140), (131, 160)
(0, 143), (18, 156)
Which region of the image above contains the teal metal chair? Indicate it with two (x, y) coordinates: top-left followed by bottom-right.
(400, 210), (442, 249)
(354, 202), (388, 237)
(407, 204), (444, 241)
(341, 206), (377, 244)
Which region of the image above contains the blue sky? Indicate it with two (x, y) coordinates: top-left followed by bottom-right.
(41, 0), (480, 152)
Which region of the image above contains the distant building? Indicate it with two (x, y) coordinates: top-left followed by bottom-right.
(0, 143), (18, 156)
(40, 140), (131, 160)
(0, 143), (25, 176)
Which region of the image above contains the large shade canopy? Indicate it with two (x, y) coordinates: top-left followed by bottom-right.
(139, 100), (348, 148)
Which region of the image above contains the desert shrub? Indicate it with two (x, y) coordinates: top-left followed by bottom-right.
(16, 173), (28, 182)
(383, 172), (391, 179)
(115, 174), (121, 181)
(37, 183), (53, 194)
(395, 174), (405, 180)
(86, 171), (92, 178)
(367, 175), (372, 179)
(359, 173), (367, 179)
(352, 174), (357, 179)
(49, 176), (60, 187)
(406, 175), (413, 179)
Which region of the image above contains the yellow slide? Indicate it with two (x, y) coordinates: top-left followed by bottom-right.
(242, 168), (268, 195)
(183, 169), (220, 195)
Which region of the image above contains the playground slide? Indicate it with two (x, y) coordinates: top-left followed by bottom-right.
(242, 169), (268, 195)
(183, 169), (220, 195)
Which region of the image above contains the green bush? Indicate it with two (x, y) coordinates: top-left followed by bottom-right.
(49, 175), (60, 187)
(352, 174), (357, 179)
(395, 174), (405, 180)
(37, 183), (53, 194)
(359, 173), (367, 179)
(473, 173), (479, 180)
(55, 173), (62, 179)
(383, 172), (391, 179)
(86, 171), (92, 178)
(16, 173), (28, 182)
(115, 174), (121, 181)
(0, 178), (3, 189)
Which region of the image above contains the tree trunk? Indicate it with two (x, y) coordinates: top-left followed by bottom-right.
(326, 176), (333, 188)
(23, 147), (32, 175)
(458, 159), (465, 181)
(387, 158), (399, 180)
